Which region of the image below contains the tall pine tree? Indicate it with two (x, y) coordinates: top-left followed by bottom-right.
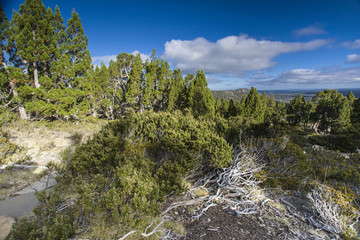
(10, 0), (55, 88)
(167, 68), (185, 111)
(125, 53), (142, 111)
(243, 87), (264, 122)
(66, 9), (91, 85)
(0, 3), (9, 70)
(187, 70), (214, 118)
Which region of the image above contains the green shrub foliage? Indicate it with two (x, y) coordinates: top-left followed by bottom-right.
(69, 110), (232, 223)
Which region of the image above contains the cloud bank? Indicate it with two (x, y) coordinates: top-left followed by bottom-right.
(257, 66), (360, 87)
(293, 24), (326, 37)
(163, 34), (330, 74)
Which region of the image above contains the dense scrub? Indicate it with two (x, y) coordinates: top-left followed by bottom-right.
(8, 111), (233, 239)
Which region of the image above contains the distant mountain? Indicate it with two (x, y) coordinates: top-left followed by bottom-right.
(211, 88), (250, 101)
(212, 88), (360, 103)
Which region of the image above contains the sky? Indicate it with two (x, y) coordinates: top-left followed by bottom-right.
(2, 0), (360, 90)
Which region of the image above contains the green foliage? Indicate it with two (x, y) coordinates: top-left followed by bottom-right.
(10, 0), (56, 88)
(243, 87), (264, 122)
(125, 53), (142, 110)
(287, 94), (306, 126)
(0, 3), (9, 68)
(252, 137), (310, 190)
(351, 97), (360, 124)
(69, 131), (83, 146)
(167, 68), (186, 111)
(5, 111), (234, 238)
(311, 89), (351, 133)
(186, 70), (215, 118)
(66, 9), (91, 79)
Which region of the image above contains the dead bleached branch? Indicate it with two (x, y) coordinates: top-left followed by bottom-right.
(166, 142), (268, 221)
(119, 216), (179, 240)
(308, 183), (359, 236)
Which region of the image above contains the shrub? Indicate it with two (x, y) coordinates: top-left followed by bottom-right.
(8, 110), (233, 239)
(68, 110), (233, 223)
(69, 132), (83, 146)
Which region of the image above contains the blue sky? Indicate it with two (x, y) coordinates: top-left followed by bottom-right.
(3, 0), (360, 90)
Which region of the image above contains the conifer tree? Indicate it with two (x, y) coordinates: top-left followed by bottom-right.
(66, 9), (91, 83)
(215, 98), (222, 116)
(228, 99), (237, 117)
(268, 94), (276, 109)
(347, 91), (356, 105)
(107, 60), (124, 116)
(0, 4), (9, 70)
(187, 70), (214, 118)
(0, 5), (11, 106)
(351, 97), (360, 125)
(243, 87), (264, 122)
(10, 0), (55, 88)
(235, 98), (244, 116)
(125, 53), (142, 111)
(272, 101), (286, 125)
(312, 90), (351, 133)
(287, 94), (306, 126)
(142, 50), (157, 110)
(167, 68), (185, 111)
(222, 99), (229, 117)
(40, 7), (57, 77)
(154, 59), (171, 110)
(51, 5), (72, 88)
(261, 90), (267, 107)
(184, 73), (195, 86)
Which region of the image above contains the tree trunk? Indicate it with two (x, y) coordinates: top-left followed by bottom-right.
(33, 62), (40, 88)
(12, 88), (28, 120)
(1, 60), (28, 120)
(18, 104), (28, 120)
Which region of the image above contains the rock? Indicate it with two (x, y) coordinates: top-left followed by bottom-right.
(0, 192), (38, 218)
(0, 215), (15, 240)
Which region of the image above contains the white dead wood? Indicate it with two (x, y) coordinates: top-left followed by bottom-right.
(308, 183), (359, 236)
(182, 143), (267, 220)
(119, 216), (180, 240)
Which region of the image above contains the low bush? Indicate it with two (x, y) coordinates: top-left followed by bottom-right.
(8, 110), (233, 239)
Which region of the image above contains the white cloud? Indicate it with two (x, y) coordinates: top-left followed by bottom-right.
(293, 24), (326, 37)
(92, 55), (117, 66)
(256, 66), (360, 87)
(131, 51), (150, 62)
(92, 51), (150, 67)
(343, 39), (360, 49)
(347, 54), (360, 63)
(163, 34), (330, 74)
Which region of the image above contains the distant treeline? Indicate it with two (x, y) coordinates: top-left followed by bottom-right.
(212, 88), (360, 103)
